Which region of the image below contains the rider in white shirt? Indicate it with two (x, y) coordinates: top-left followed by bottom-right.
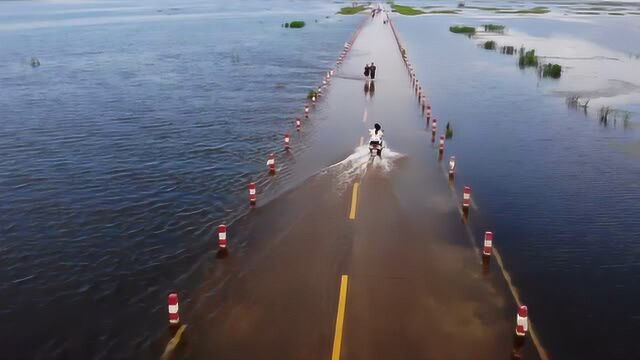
(369, 123), (384, 146)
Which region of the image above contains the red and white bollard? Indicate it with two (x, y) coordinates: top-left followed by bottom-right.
(284, 133), (290, 150)
(439, 135), (445, 154)
(516, 305), (529, 336)
(248, 182), (257, 207)
(168, 292), (180, 325)
(295, 118), (301, 131)
(330, 70), (334, 76)
(267, 153), (276, 174)
(483, 231), (493, 256)
(218, 224), (227, 249)
(312, 95), (316, 103)
(304, 105), (310, 117)
(415, 80), (419, 92)
(431, 119), (437, 141)
(462, 186), (472, 210)
(322, 79), (327, 86)
(448, 156), (456, 179)
(418, 87), (422, 99)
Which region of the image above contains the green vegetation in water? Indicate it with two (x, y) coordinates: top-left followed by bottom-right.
(541, 63), (562, 78)
(575, 11), (600, 15)
(307, 89), (318, 100)
(391, 4), (426, 15)
(483, 40), (497, 50)
(501, 45), (516, 55)
(288, 21), (305, 28)
(483, 24), (505, 32)
(445, 124), (454, 139)
(465, 6), (506, 11)
(449, 25), (476, 34)
(519, 48), (538, 67)
(428, 9), (460, 14)
(497, 7), (550, 14)
(337, 5), (366, 15)
(608, 12), (625, 15)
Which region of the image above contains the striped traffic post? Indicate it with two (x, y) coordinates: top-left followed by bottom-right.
(168, 292), (180, 326)
(248, 182), (257, 207)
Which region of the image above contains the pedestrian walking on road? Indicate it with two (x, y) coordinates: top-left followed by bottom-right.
(364, 64), (370, 78)
(370, 62), (377, 80)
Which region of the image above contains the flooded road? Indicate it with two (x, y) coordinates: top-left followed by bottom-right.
(1, 0), (639, 359)
(177, 15), (539, 359)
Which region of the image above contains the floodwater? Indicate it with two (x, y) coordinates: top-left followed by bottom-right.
(0, 0), (360, 358)
(395, 7), (640, 360)
(1, 0), (640, 359)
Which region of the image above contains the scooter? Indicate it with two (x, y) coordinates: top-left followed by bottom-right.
(369, 140), (383, 158)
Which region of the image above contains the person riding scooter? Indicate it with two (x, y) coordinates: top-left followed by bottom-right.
(369, 123), (384, 157)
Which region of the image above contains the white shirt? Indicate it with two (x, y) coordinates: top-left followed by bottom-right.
(369, 129), (383, 142)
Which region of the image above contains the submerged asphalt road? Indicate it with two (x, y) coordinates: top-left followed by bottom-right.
(176, 11), (541, 360)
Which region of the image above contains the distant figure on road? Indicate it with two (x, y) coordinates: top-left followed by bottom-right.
(364, 64), (370, 78)
(370, 62), (377, 80)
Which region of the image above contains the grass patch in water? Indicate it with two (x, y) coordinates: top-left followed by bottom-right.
(337, 5), (366, 15)
(501, 45), (516, 55)
(575, 11), (601, 15)
(541, 63), (562, 78)
(391, 4), (426, 15)
(483, 24), (505, 32)
(428, 9), (460, 14)
(449, 25), (476, 34)
(483, 40), (497, 50)
(497, 7), (550, 14)
(307, 90), (318, 100)
(608, 12), (625, 15)
(519, 48), (538, 67)
(288, 21), (305, 28)
(465, 6), (506, 11)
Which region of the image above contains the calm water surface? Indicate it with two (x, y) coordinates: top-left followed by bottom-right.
(396, 11), (640, 359)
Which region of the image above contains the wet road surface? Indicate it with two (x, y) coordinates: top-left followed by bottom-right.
(177, 12), (541, 360)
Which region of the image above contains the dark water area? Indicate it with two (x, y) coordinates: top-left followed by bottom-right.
(0, 0), (359, 358)
(396, 14), (640, 359)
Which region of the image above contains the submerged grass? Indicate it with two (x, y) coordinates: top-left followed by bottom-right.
(337, 5), (366, 15)
(497, 6), (550, 14)
(428, 9), (460, 14)
(449, 25), (476, 34)
(519, 48), (538, 67)
(501, 45), (516, 55)
(483, 40), (497, 50)
(289, 21), (305, 28)
(464, 6), (506, 11)
(483, 24), (505, 32)
(541, 63), (562, 78)
(391, 4), (426, 15)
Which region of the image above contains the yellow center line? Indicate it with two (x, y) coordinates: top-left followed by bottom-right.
(331, 275), (349, 360)
(160, 324), (187, 360)
(348, 182), (360, 220)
